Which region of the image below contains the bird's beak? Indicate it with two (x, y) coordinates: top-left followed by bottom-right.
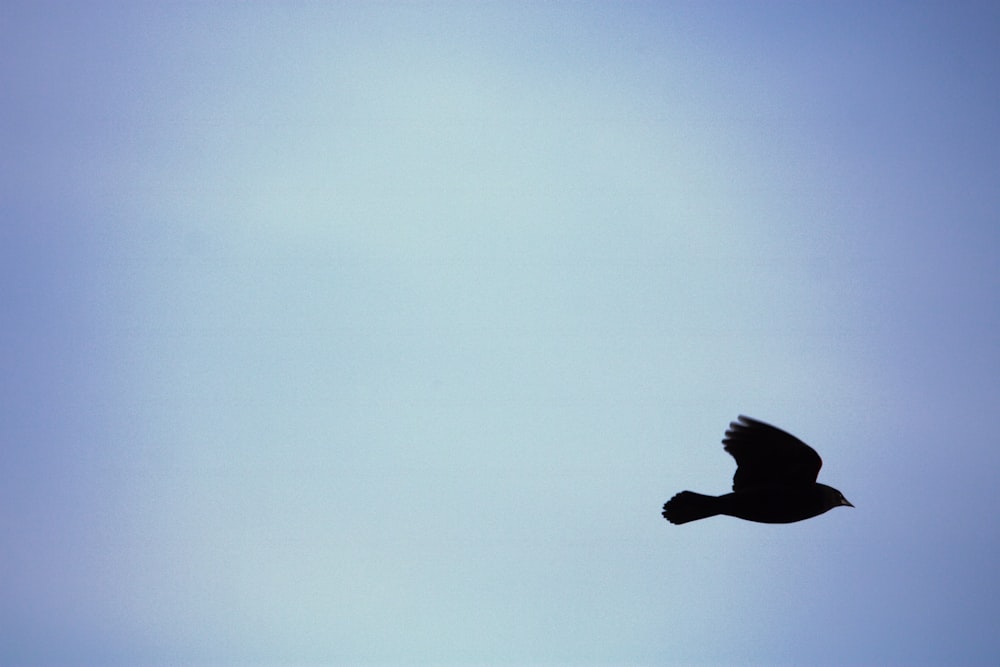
(841, 498), (854, 508)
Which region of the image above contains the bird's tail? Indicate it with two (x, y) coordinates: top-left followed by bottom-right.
(662, 491), (720, 525)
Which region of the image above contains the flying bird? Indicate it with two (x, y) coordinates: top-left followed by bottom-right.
(662, 415), (853, 524)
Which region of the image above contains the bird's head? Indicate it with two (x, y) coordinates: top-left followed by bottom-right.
(818, 484), (854, 511)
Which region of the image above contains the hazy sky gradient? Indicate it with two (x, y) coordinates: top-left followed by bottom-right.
(3, 2), (1000, 665)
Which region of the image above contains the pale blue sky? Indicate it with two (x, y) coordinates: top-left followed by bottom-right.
(3, 2), (999, 665)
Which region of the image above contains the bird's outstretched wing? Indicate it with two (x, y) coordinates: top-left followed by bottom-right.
(723, 415), (822, 491)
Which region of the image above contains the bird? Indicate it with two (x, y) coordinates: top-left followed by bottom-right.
(662, 415), (853, 524)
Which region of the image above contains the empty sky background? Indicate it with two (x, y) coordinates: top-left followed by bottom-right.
(3, 2), (999, 665)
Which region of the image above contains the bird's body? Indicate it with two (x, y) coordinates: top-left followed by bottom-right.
(662, 416), (852, 525)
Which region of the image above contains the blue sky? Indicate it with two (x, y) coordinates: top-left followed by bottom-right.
(3, 2), (999, 665)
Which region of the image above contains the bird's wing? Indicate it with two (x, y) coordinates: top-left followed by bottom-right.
(722, 415), (822, 491)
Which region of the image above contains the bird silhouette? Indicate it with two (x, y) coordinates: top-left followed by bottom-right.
(662, 415), (853, 524)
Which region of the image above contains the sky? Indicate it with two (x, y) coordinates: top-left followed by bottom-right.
(2, 1), (999, 665)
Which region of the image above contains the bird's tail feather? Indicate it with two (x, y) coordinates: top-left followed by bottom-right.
(662, 491), (720, 524)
